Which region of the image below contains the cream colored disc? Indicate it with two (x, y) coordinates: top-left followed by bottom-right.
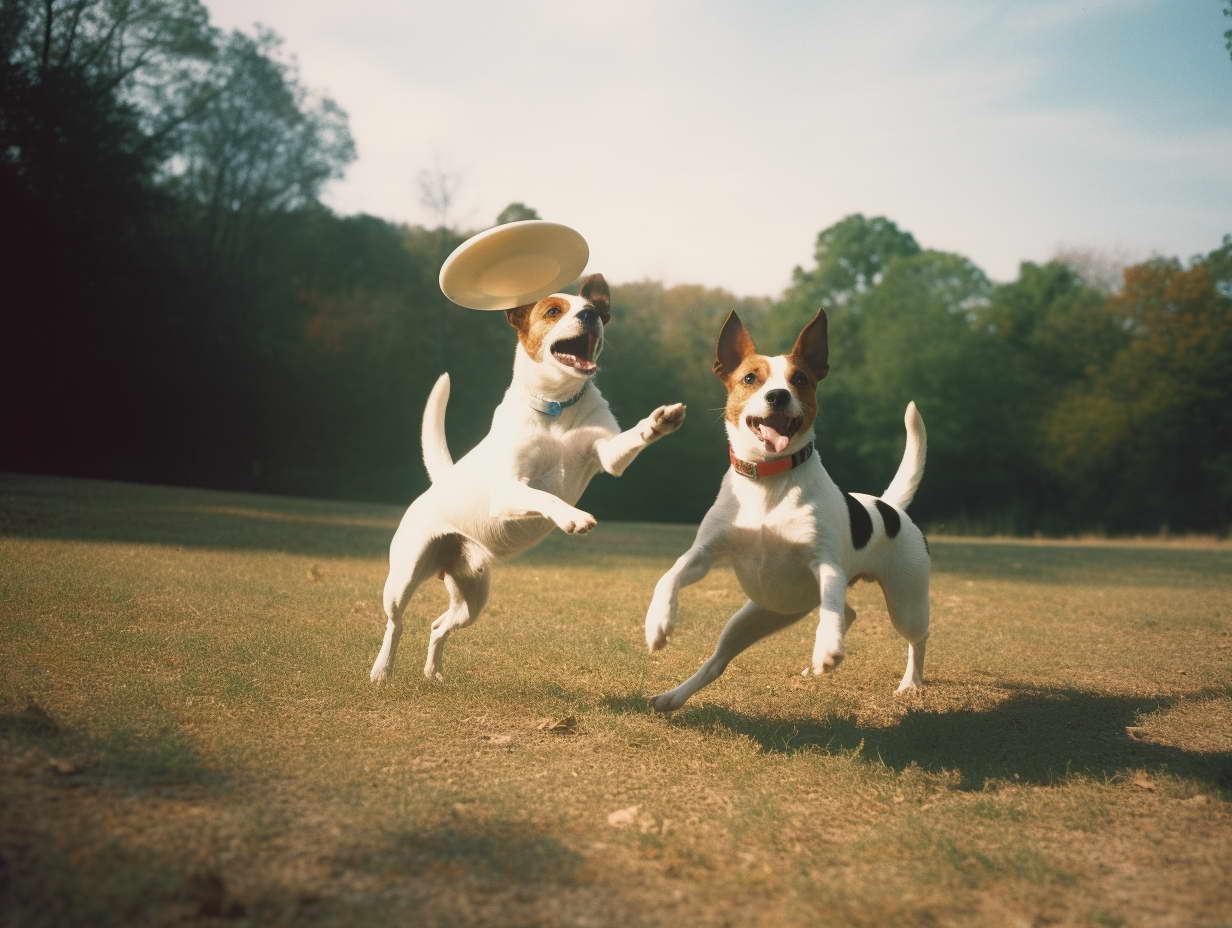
(438, 220), (589, 310)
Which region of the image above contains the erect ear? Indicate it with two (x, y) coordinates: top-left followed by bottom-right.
(505, 303), (533, 333)
(790, 308), (829, 381)
(713, 310), (757, 381)
(579, 273), (611, 322)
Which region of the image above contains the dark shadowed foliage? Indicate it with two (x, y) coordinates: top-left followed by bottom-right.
(1, 0), (1228, 534)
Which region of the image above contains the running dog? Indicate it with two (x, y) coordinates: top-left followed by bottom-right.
(643, 308), (929, 711)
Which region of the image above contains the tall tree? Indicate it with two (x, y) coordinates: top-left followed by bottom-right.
(0, 0), (218, 480)
(165, 25), (355, 269)
(495, 201), (539, 224)
(769, 214), (921, 358)
(1044, 251), (1232, 532)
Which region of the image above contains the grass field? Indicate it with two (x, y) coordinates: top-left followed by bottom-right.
(2, 473), (1230, 927)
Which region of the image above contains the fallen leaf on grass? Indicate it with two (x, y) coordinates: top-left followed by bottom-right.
(537, 716), (577, 734)
(306, 565), (323, 583)
(47, 757), (84, 776)
(1130, 772), (1156, 791)
(607, 805), (642, 827)
(606, 805), (666, 833)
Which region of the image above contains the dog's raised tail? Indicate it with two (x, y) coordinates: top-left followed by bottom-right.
(882, 401), (927, 510)
(421, 373), (454, 483)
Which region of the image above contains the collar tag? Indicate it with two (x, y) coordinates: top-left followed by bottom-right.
(527, 383), (587, 417)
(731, 456), (760, 479)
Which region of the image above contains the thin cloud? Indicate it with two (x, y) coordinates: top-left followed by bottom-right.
(204, 0), (1229, 296)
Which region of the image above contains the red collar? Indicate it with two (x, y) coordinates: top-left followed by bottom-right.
(729, 441), (814, 479)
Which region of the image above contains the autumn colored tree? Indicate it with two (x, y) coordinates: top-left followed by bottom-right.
(1044, 247), (1232, 531)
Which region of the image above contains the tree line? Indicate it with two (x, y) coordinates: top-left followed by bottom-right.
(3, 0), (1229, 535)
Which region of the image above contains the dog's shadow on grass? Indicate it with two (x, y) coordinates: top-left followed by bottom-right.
(0, 703), (228, 793)
(336, 819), (581, 885)
(607, 685), (1232, 794)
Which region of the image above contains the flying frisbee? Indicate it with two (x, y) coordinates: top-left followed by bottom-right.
(438, 220), (589, 310)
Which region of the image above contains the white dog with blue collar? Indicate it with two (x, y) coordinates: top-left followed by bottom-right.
(370, 273), (686, 683)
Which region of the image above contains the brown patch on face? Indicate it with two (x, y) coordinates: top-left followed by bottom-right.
(723, 355), (771, 426)
(713, 311), (757, 382)
(789, 308), (829, 382)
(579, 273), (611, 323)
(506, 297), (571, 360)
(783, 359), (819, 432)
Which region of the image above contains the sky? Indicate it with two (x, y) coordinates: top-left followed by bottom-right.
(204, 0), (1232, 298)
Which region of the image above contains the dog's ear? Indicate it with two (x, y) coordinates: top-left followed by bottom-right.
(789, 308), (829, 382)
(714, 310), (757, 381)
(580, 273), (611, 323)
(505, 303), (534, 334)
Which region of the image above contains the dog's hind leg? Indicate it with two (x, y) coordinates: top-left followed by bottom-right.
(649, 601), (807, 713)
(879, 564), (929, 695)
(423, 566), (490, 682)
(370, 533), (452, 683)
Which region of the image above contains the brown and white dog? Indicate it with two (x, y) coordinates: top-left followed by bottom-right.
(370, 273), (686, 683)
(643, 308), (929, 711)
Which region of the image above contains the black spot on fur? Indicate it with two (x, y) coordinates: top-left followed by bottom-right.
(846, 494), (873, 549)
(875, 499), (901, 538)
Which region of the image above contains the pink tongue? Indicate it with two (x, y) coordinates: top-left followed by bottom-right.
(757, 424), (790, 453)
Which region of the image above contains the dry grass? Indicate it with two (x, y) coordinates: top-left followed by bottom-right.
(1, 473), (1230, 927)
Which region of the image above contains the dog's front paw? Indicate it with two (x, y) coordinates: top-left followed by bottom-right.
(641, 403), (686, 442)
(554, 507), (597, 535)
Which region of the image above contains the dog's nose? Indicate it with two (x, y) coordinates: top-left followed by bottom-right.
(577, 307), (600, 327)
(765, 389), (791, 409)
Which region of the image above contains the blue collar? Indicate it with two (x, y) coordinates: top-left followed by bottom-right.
(526, 383), (588, 417)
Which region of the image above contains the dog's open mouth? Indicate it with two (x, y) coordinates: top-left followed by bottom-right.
(550, 333), (599, 374)
(746, 413), (802, 454)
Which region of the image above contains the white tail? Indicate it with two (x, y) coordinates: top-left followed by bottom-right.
(882, 401), (927, 509)
(421, 373), (453, 483)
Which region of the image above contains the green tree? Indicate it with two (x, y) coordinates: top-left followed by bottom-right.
(1044, 250), (1232, 532)
(820, 250), (1033, 528)
(769, 213), (921, 361)
(1224, 0), (1231, 61)
(166, 25), (355, 268)
(495, 201), (539, 224)
(1, 0), (218, 480)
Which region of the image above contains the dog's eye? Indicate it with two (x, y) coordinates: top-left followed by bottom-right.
(790, 372), (809, 387)
(742, 372), (758, 385)
(545, 307), (561, 317)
